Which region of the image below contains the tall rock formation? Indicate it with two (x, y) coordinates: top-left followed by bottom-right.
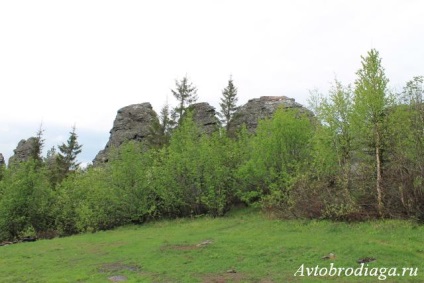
(227, 96), (312, 136)
(8, 137), (38, 165)
(93, 103), (159, 164)
(0, 153), (5, 167)
(188, 102), (220, 135)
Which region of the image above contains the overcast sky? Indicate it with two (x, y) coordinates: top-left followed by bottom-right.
(1, 0), (423, 166)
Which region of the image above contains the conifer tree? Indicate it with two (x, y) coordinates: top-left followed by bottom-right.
(31, 124), (45, 166)
(171, 76), (198, 124)
(148, 102), (173, 148)
(219, 76), (238, 129)
(56, 126), (82, 181)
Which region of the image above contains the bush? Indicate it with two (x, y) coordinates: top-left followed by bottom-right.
(237, 108), (314, 212)
(0, 160), (56, 241)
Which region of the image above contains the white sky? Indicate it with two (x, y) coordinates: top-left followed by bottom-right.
(1, 0), (423, 165)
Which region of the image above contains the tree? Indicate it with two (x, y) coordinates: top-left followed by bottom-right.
(171, 76), (198, 124)
(148, 102), (173, 148)
(310, 80), (354, 197)
(219, 76), (239, 129)
(387, 76), (424, 218)
(352, 49), (390, 216)
(0, 159), (55, 240)
(154, 111), (239, 217)
(238, 108), (313, 208)
(56, 126), (82, 182)
(30, 124), (45, 166)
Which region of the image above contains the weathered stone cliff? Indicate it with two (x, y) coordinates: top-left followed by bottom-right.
(93, 103), (159, 164)
(93, 97), (307, 163)
(227, 96), (311, 136)
(187, 102), (220, 135)
(0, 153), (5, 167)
(8, 137), (38, 165)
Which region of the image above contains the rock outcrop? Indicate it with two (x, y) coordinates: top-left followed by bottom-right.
(227, 96), (311, 136)
(94, 97), (306, 163)
(0, 153), (5, 167)
(188, 102), (220, 135)
(8, 137), (38, 165)
(93, 103), (159, 164)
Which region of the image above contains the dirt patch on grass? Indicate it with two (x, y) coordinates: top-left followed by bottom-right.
(108, 275), (128, 282)
(201, 272), (277, 283)
(161, 240), (213, 251)
(161, 244), (198, 251)
(98, 262), (141, 273)
(201, 272), (247, 283)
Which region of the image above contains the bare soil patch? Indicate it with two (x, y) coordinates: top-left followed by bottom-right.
(201, 272), (246, 283)
(98, 262), (141, 273)
(161, 239), (213, 251)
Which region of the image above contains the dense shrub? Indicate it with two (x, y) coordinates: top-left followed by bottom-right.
(0, 160), (56, 240)
(237, 108), (314, 213)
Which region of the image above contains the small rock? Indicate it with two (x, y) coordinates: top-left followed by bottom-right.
(357, 257), (376, 264)
(322, 253), (336, 260)
(196, 240), (213, 247)
(226, 269), (237, 273)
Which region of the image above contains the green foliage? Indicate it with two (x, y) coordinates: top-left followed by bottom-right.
(0, 161), (5, 182)
(352, 49), (390, 216)
(0, 160), (55, 240)
(29, 125), (45, 167)
(106, 142), (161, 223)
(153, 112), (202, 215)
(57, 126), (82, 171)
(56, 165), (130, 233)
(238, 108), (313, 211)
(309, 80), (356, 213)
(54, 142), (163, 234)
(51, 126), (83, 186)
(385, 76), (424, 219)
(153, 113), (237, 216)
(147, 102), (173, 148)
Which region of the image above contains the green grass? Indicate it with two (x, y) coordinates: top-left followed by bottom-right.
(1, 208), (423, 282)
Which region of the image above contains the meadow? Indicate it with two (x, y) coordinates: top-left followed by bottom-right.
(1, 208), (423, 282)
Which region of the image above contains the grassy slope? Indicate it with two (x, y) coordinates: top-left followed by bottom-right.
(0, 208), (423, 282)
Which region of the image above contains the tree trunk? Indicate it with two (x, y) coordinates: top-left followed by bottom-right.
(375, 132), (384, 216)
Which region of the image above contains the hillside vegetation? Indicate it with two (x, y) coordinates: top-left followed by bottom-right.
(0, 49), (424, 242)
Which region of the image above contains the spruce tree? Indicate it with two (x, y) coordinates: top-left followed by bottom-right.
(56, 126), (82, 181)
(171, 76), (198, 124)
(31, 124), (45, 166)
(148, 102), (173, 148)
(219, 76), (239, 130)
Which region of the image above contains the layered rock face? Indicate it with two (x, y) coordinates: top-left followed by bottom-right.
(93, 103), (159, 164)
(227, 96), (311, 136)
(93, 97), (303, 164)
(188, 102), (220, 135)
(8, 137), (38, 164)
(0, 153), (5, 167)
(93, 102), (222, 164)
